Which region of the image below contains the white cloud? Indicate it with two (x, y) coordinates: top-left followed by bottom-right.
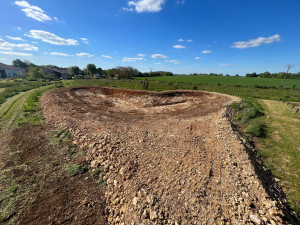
(151, 54), (168, 59)
(80, 38), (89, 44)
(76, 53), (93, 57)
(101, 55), (112, 59)
(187, 39), (193, 42)
(14, 1), (52, 22)
(17, 27), (22, 30)
(231, 34), (281, 49)
(219, 63), (237, 67)
(54, 17), (59, 21)
(50, 52), (71, 56)
(0, 38), (38, 51)
(6, 36), (23, 41)
(165, 59), (180, 64)
(124, 0), (167, 13)
(195, 56), (201, 60)
(0, 51), (32, 56)
(27, 30), (78, 46)
(122, 57), (146, 62)
(178, 38), (184, 42)
(173, 45), (186, 49)
(202, 50), (212, 54)
(138, 53), (146, 57)
(0, 58), (8, 61)
(154, 62), (162, 65)
(15, 0), (35, 8)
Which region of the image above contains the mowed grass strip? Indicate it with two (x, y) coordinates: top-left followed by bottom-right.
(137, 75), (300, 89)
(0, 84), (58, 130)
(0, 92), (30, 130)
(259, 100), (300, 215)
(0, 80), (55, 106)
(15, 85), (58, 126)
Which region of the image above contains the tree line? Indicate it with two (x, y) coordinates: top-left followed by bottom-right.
(11, 59), (173, 80)
(11, 59), (299, 80)
(245, 71), (300, 79)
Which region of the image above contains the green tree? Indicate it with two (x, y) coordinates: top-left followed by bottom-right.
(114, 66), (139, 78)
(12, 59), (35, 70)
(259, 71), (272, 78)
(68, 66), (80, 76)
(97, 67), (103, 74)
(27, 67), (44, 79)
(86, 64), (97, 75)
(12, 59), (28, 69)
(106, 68), (118, 77)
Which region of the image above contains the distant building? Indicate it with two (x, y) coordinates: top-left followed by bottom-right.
(0, 62), (26, 78)
(40, 67), (70, 79)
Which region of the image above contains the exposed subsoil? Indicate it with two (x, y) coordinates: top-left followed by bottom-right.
(0, 124), (106, 225)
(40, 86), (299, 224)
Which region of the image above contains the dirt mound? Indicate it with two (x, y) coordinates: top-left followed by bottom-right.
(41, 86), (296, 224)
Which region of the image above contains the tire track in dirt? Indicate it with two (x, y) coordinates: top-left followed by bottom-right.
(41, 86), (299, 224)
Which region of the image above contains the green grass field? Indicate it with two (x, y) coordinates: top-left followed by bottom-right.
(259, 100), (300, 215)
(137, 75), (300, 89)
(63, 78), (300, 102)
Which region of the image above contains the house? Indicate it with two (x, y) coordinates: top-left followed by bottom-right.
(0, 62), (26, 78)
(40, 67), (70, 79)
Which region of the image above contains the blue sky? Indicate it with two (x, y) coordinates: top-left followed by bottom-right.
(0, 0), (299, 75)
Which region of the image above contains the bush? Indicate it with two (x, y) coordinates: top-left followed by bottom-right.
(244, 120), (266, 137)
(232, 98), (267, 140)
(234, 100), (264, 124)
(231, 102), (241, 111)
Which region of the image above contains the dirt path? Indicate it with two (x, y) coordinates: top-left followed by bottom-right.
(41, 86), (298, 224)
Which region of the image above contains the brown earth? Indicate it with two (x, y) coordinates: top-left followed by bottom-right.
(0, 124), (106, 225)
(40, 86), (299, 224)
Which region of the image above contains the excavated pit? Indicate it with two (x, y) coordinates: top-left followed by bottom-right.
(41, 86), (297, 224)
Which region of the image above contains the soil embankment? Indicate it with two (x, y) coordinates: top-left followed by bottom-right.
(41, 86), (297, 224)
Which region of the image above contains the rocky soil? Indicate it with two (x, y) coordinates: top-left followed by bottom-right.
(41, 86), (299, 224)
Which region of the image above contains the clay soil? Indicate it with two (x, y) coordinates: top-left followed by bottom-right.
(40, 86), (299, 224)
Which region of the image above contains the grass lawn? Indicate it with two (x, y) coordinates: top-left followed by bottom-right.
(259, 100), (300, 215)
(137, 75), (300, 89)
